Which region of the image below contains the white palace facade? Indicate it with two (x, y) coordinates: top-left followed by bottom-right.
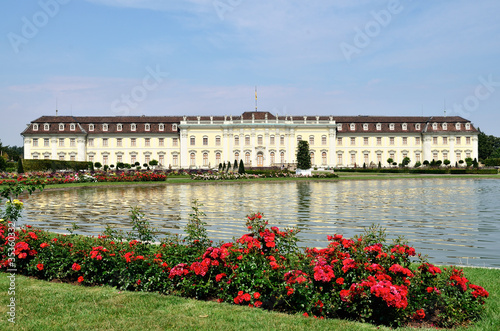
(21, 111), (479, 169)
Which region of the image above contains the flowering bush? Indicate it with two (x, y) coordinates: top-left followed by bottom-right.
(0, 209), (489, 328)
(190, 172), (338, 180)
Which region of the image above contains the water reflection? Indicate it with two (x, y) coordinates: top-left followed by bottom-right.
(19, 179), (500, 268)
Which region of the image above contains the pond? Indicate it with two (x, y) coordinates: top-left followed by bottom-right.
(19, 178), (500, 268)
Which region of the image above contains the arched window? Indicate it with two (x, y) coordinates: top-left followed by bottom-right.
(215, 152), (221, 165)
(270, 152), (275, 164)
(322, 152), (327, 165)
(245, 152), (251, 164)
(203, 153), (208, 166)
(280, 152), (285, 163)
(234, 152), (239, 162)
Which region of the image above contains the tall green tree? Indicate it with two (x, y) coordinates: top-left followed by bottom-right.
(238, 159), (245, 174)
(296, 140), (311, 170)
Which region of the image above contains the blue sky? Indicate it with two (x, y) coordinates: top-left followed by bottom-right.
(1, 0), (500, 146)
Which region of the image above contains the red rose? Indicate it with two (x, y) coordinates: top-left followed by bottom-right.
(37, 263), (44, 271)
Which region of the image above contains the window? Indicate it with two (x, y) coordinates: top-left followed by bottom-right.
(33, 138), (38, 147)
(172, 124), (177, 131)
(32, 154), (39, 160)
(377, 153), (382, 163)
(433, 152), (438, 160)
(321, 135), (327, 145)
(88, 155), (94, 163)
(158, 138), (164, 147)
(131, 124), (137, 131)
(70, 138), (76, 147)
(117, 155), (123, 163)
(363, 123), (369, 131)
(216, 153), (221, 165)
(44, 123), (50, 131)
(377, 137), (382, 145)
(89, 124), (94, 131)
(466, 152), (471, 159)
(443, 152), (448, 160)
(145, 124), (150, 131)
(190, 153), (195, 166)
(390, 152), (395, 161)
(466, 137), (471, 144)
(131, 155), (137, 164)
(432, 123), (438, 130)
(337, 137), (343, 145)
(297, 135), (302, 143)
(443, 137), (448, 144)
(363, 137), (369, 145)
(258, 135), (263, 145)
(159, 124), (164, 131)
(415, 137), (421, 144)
(235, 152), (239, 162)
(59, 138), (64, 147)
(350, 137), (356, 145)
(203, 136), (208, 146)
(310, 152), (315, 165)
(216, 136), (221, 146)
(338, 124), (343, 131)
(433, 137), (438, 145)
(173, 138), (178, 147)
(350, 123), (355, 131)
(280, 152), (285, 163)
(69, 155), (75, 162)
(117, 124), (122, 131)
(415, 123), (421, 130)
(402, 123), (407, 131)
(364, 153), (369, 165)
(245, 152), (251, 164)
(234, 135), (239, 145)
(322, 152), (327, 165)
(270, 135), (275, 145)
(456, 137), (461, 144)
(270, 152), (275, 164)
(280, 135), (285, 145)
(33, 124), (39, 131)
(351, 154), (356, 165)
(416, 153), (421, 162)
(402, 137), (407, 145)
(245, 135), (250, 145)
(390, 137), (395, 145)
(59, 155), (64, 161)
(190, 136), (195, 146)
(103, 124), (108, 131)
(203, 153), (208, 166)
(88, 138), (94, 147)
(145, 138), (150, 147)
(59, 124), (64, 131)
(158, 155), (164, 165)
(376, 123), (382, 131)
(337, 153), (343, 165)
(389, 123), (395, 131)
(103, 155), (108, 165)
(173, 154), (178, 166)
(131, 138), (136, 147)
(309, 135), (314, 145)
(70, 124), (75, 131)
(44, 138), (49, 147)
(465, 123), (471, 130)
(442, 123), (447, 130)
(456, 123), (461, 130)
(456, 152), (461, 161)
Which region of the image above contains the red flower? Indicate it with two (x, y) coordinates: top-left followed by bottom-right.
(40, 243), (50, 248)
(412, 309), (425, 320)
(137, 279), (141, 285)
(254, 300), (262, 307)
(37, 263), (44, 271)
(28, 232), (38, 240)
(253, 292), (260, 300)
(72, 263), (81, 271)
(78, 276), (84, 283)
(303, 312), (309, 317)
(336, 277), (344, 285)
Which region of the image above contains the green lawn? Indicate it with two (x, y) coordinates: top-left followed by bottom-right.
(1, 267), (498, 331)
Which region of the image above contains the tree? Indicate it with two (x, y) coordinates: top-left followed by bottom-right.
(296, 140), (311, 170)
(0, 155), (7, 171)
(149, 160), (158, 169)
(443, 159), (451, 167)
(222, 162), (226, 171)
(414, 161), (422, 168)
(473, 158), (479, 168)
(226, 161), (231, 173)
(94, 162), (102, 170)
(423, 160), (429, 166)
(465, 157), (473, 168)
(402, 157), (411, 167)
(218, 163), (222, 171)
(117, 162), (125, 170)
(238, 159), (245, 174)
(233, 160), (238, 170)
(387, 158), (393, 166)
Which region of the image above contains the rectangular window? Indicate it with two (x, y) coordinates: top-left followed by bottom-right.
(309, 136), (314, 145)
(131, 138), (136, 147)
(173, 138), (178, 147)
(456, 137), (461, 144)
(390, 137), (395, 145)
(270, 135), (275, 145)
(245, 136), (250, 145)
(117, 155), (122, 163)
(88, 155), (94, 163)
(88, 138), (94, 147)
(466, 137), (471, 144)
(350, 154), (356, 165)
(190, 137), (195, 146)
(280, 135), (285, 145)
(145, 155), (150, 164)
(322, 135), (327, 145)
(70, 155), (76, 162)
(101, 139), (107, 147)
(377, 153), (382, 163)
(44, 138), (49, 147)
(337, 154), (343, 165)
(416, 154), (421, 162)
(59, 155), (64, 161)
(203, 137), (208, 145)
(377, 137), (382, 145)
(159, 155), (164, 165)
(258, 136), (263, 145)
(337, 137), (343, 145)
(131, 155), (137, 164)
(33, 139), (38, 147)
(103, 156), (108, 165)
(350, 137), (355, 145)
(159, 138), (164, 147)
(70, 138), (76, 147)
(416, 137), (421, 144)
(59, 138), (64, 147)
(443, 137), (448, 144)
(364, 153), (369, 164)
(466, 152), (471, 159)
(363, 137), (368, 145)
(173, 154), (178, 166)
(117, 138), (122, 147)
(402, 137), (407, 145)
(145, 138), (150, 147)
(433, 152), (438, 160)
(216, 136), (221, 146)
(443, 152), (448, 160)
(456, 152), (461, 161)
(433, 137), (438, 145)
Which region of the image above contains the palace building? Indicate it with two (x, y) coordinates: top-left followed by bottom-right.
(21, 111), (479, 169)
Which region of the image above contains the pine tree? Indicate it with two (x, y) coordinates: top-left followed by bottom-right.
(238, 159), (245, 174)
(296, 140), (311, 170)
(17, 159), (24, 173)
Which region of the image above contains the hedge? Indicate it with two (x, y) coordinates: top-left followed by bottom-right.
(22, 159), (92, 172)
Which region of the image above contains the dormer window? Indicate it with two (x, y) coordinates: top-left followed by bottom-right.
(376, 123), (382, 131)
(337, 124), (342, 131)
(145, 123), (150, 131)
(117, 124), (122, 131)
(131, 123), (136, 131)
(350, 123), (355, 131)
(159, 123), (165, 131)
(432, 123), (438, 130)
(70, 123), (76, 131)
(442, 123), (447, 130)
(402, 123), (407, 131)
(33, 124), (39, 131)
(465, 123), (471, 130)
(415, 123), (421, 130)
(456, 123), (461, 130)
(59, 123), (65, 131)
(172, 124), (178, 131)
(389, 123), (395, 131)
(44, 123), (50, 131)
(103, 124), (108, 131)
(89, 124), (94, 131)
(363, 123), (369, 131)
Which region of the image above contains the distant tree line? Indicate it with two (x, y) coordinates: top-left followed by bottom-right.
(478, 129), (500, 161)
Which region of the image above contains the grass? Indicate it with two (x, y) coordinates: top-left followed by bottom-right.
(1, 267), (498, 331)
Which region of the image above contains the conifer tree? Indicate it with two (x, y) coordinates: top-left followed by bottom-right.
(296, 140), (311, 170)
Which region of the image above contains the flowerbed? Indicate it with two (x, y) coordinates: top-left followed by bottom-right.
(191, 172), (338, 180)
(0, 208), (489, 328)
(0, 171), (166, 185)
